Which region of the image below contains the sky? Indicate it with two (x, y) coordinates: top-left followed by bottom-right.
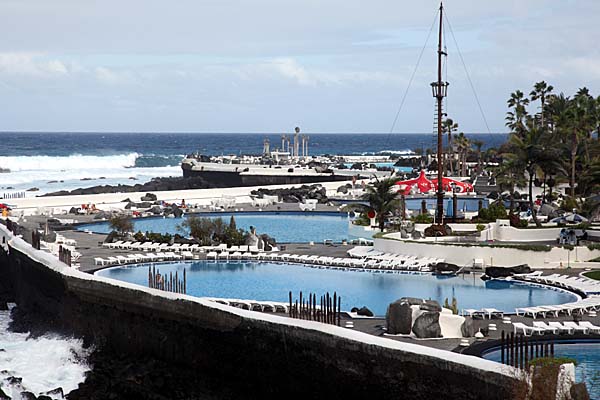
(0, 0), (598, 133)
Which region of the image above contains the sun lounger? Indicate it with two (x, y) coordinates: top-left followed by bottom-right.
(548, 321), (573, 334)
(107, 256), (121, 265)
(463, 309), (484, 319)
(206, 251), (218, 259)
(94, 257), (110, 266)
(579, 321), (600, 334)
(532, 321), (559, 334)
(563, 321), (589, 334)
(181, 251), (194, 260)
(512, 322), (545, 336)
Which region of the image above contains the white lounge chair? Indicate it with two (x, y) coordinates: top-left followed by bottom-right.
(579, 321), (600, 334)
(512, 322), (545, 336)
(532, 321), (559, 334)
(563, 321), (588, 334)
(94, 257), (110, 266)
(482, 308), (504, 319)
(548, 321), (573, 334)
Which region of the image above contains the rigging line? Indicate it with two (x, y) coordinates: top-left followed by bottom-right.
(386, 9), (439, 139)
(444, 12), (492, 134)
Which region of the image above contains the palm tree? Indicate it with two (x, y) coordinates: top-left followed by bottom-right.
(454, 132), (471, 177)
(505, 122), (558, 227)
(506, 90), (530, 134)
(494, 160), (526, 215)
(361, 177), (400, 232)
(442, 118), (459, 175)
(530, 81), (553, 130)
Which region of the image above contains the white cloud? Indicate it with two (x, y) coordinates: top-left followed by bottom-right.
(0, 52), (70, 77)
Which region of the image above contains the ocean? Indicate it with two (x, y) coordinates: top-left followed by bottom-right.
(0, 132), (507, 196)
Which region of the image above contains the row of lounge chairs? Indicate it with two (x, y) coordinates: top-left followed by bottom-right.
(462, 308), (505, 319)
(515, 295), (600, 318)
(250, 253), (437, 272)
(102, 241), (266, 254)
(207, 298), (288, 313)
(513, 320), (600, 336)
(94, 251), (196, 266)
(515, 272), (600, 295)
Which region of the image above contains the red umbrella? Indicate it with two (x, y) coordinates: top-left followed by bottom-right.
(431, 177), (474, 193)
(395, 171), (436, 194)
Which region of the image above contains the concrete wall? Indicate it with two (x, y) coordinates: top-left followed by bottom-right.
(0, 224), (518, 399)
(375, 236), (600, 268)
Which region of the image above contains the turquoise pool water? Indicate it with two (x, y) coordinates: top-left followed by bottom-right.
(484, 341), (600, 398)
(78, 212), (364, 243)
(95, 261), (577, 316)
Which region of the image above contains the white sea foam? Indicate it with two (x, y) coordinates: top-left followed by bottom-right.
(0, 153), (140, 172)
(0, 153), (182, 195)
(0, 305), (91, 399)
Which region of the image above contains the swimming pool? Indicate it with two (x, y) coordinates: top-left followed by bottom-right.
(483, 341), (600, 398)
(95, 261), (577, 316)
(78, 212), (365, 243)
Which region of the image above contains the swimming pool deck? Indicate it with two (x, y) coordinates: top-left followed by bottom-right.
(15, 212), (600, 356)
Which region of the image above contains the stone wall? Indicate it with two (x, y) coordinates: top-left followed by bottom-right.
(0, 225), (518, 399)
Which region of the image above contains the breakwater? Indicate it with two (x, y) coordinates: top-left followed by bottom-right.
(0, 224), (518, 399)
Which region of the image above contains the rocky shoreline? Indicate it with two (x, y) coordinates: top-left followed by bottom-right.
(41, 177), (216, 197)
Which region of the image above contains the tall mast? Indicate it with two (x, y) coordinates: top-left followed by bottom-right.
(431, 2), (448, 225)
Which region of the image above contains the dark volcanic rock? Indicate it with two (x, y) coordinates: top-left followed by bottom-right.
(250, 184), (329, 204)
(6, 376), (22, 385)
(570, 382), (590, 400)
(0, 387), (9, 400)
(485, 265), (531, 279)
(0, 302), (7, 311)
(171, 205), (184, 218)
(141, 193), (157, 202)
(399, 297), (424, 306)
(412, 312), (442, 339)
(19, 392), (37, 400)
(42, 177), (215, 197)
(434, 262), (460, 274)
(386, 300), (412, 335)
(336, 185), (348, 194)
(420, 300), (442, 313)
(461, 318), (475, 337)
(357, 307), (374, 317)
(41, 387), (64, 398)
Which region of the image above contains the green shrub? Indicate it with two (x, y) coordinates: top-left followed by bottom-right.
(412, 213), (433, 224)
(529, 357), (577, 367)
(109, 214), (133, 235)
(476, 202), (507, 223)
(476, 224), (486, 232)
(179, 216), (255, 246)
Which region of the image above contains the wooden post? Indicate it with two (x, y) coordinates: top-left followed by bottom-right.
(550, 341), (554, 358)
(519, 335), (524, 370)
(338, 296), (341, 326)
(530, 338), (533, 361)
(183, 268), (187, 294)
(289, 292), (292, 317)
(524, 336), (528, 369)
(501, 331), (505, 365)
(510, 332), (515, 368)
(333, 292), (337, 326)
(299, 291), (303, 319)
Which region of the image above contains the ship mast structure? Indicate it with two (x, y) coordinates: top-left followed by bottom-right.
(430, 2), (449, 226)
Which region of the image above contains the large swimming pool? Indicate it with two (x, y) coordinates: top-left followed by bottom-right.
(483, 341), (600, 398)
(78, 212), (364, 243)
(95, 261), (577, 316)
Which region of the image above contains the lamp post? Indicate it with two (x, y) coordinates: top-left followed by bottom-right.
(431, 2), (449, 226)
